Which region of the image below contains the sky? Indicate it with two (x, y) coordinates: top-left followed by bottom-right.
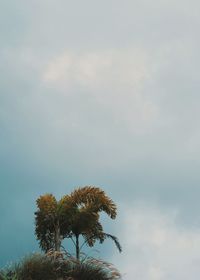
(1, 0), (200, 279)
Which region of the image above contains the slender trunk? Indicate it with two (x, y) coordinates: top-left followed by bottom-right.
(75, 234), (80, 260)
(55, 222), (61, 252)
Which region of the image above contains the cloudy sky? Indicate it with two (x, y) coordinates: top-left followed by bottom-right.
(1, 1), (200, 279)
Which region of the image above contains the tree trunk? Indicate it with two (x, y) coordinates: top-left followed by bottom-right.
(75, 234), (80, 260)
(55, 222), (61, 252)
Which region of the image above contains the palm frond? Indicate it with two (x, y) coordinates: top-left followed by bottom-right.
(100, 233), (122, 253)
(69, 186), (117, 219)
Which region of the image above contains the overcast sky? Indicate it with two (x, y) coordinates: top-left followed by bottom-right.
(1, 1), (200, 279)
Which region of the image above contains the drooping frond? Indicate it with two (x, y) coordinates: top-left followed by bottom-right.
(100, 233), (122, 253)
(81, 231), (122, 253)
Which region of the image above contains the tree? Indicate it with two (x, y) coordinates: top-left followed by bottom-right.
(35, 186), (122, 260)
(35, 194), (72, 252)
(61, 186), (122, 260)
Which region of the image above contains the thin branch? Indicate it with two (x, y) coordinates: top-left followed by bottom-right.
(80, 239), (89, 250)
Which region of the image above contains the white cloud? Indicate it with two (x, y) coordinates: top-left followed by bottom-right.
(112, 204), (200, 280)
(43, 49), (148, 89)
(42, 49), (159, 135)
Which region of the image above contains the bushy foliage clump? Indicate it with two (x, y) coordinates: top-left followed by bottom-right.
(0, 253), (121, 280)
(0, 267), (18, 280)
(0, 254), (56, 280)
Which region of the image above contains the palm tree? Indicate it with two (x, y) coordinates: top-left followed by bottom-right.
(35, 186), (122, 260)
(61, 186), (122, 260)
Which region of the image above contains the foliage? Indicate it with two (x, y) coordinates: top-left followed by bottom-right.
(35, 194), (72, 252)
(61, 186), (121, 259)
(1, 187), (122, 279)
(60, 257), (121, 280)
(61, 186), (117, 242)
(35, 186), (122, 259)
(0, 253), (121, 280)
(0, 270), (18, 280)
(35, 194), (59, 252)
(16, 253), (57, 280)
(70, 255), (122, 280)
